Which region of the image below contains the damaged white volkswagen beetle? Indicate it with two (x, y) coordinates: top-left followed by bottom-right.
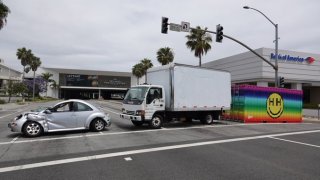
(8, 99), (111, 137)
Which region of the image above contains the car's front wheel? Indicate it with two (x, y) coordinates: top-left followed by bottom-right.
(91, 118), (105, 132)
(23, 121), (43, 137)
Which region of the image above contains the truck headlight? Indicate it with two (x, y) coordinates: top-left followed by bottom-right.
(136, 110), (145, 116)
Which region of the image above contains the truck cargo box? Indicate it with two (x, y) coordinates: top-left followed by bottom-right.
(227, 85), (303, 123)
(147, 63), (231, 111)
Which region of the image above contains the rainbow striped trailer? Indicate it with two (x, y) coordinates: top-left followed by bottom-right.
(228, 85), (303, 123)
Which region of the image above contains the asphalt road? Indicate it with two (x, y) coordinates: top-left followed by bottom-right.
(0, 100), (320, 179)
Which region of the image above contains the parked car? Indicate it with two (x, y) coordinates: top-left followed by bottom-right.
(8, 99), (111, 137)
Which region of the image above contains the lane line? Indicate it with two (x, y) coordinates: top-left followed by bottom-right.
(269, 137), (320, 148)
(1, 129), (320, 173)
(10, 136), (19, 143)
(0, 111), (18, 119)
(124, 157), (132, 161)
(0, 107), (33, 119)
(101, 107), (120, 115)
(0, 123), (312, 146)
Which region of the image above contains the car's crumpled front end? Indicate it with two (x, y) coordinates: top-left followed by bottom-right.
(8, 112), (46, 133)
(8, 113), (28, 132)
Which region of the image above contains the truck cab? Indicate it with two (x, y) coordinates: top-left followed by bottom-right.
(120, 85), (165, 128)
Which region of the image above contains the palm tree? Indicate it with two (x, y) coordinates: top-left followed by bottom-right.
(16, 47), (33, 78)
(29, 55), (42, 101)
(132, 63), (144, 85)
(157, 47), (174, 65)
(41, 72), (53, 97)
(0, 0), (10, 30)
(50, 80), (59, 98)
(140, 58), (153, 83)
(186, 26), (212, 67)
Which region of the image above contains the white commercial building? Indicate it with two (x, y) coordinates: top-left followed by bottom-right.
(35, 67), (137, 99)
(204, 47), (320, 106)
(0, 59), (22, 94)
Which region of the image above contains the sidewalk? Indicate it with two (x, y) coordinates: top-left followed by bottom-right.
(303, 116), (320, 123)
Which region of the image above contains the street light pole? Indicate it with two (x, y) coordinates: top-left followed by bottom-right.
(275, 24), (279, 87)
(243, 6), (279, 87)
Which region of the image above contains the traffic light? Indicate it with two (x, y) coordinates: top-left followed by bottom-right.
(216, 24), (223, 43)
(279, 76), (285, 87)
(161, 17), (169, 34)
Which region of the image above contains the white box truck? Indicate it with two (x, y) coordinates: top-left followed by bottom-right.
(120, 63), (231, 128)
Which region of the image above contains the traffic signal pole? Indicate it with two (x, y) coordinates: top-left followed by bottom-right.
(161, 18), (277, 77)
(190, 27), (277, 70)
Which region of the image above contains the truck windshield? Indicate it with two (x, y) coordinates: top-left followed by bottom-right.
(123, 86), (149, 105)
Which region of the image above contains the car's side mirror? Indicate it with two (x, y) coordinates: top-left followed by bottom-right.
(44, 110), (52, 114)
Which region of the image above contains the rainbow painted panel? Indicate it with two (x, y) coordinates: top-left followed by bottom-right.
(230, 85), (303, 123)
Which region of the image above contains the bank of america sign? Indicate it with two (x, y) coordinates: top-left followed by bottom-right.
(270, 53), (315, 64)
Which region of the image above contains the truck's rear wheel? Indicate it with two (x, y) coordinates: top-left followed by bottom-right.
(201, 114), (213, 125)
(149, 114), (163, 129)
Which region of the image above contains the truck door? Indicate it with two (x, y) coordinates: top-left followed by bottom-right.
(146, 87), (165, 118)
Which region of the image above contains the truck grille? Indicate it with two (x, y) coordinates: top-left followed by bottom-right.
(126, 111), (135, 115)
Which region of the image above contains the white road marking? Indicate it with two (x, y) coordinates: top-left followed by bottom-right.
(0, 107), (31, 119)
(124, 157), (132, 161)
(0, 123), (314, 146)
(10, 136), (19, 143)
(99, 132), (103, 134)
(0, 111), (18, 119)
(101, 107), (120, 115)
(269, 137), (320, 148)
(0, 129), (320, 173)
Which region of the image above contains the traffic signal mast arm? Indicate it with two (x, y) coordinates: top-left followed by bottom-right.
(189, 27), (277, 71)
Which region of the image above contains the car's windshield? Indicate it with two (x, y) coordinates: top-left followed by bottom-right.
(123, 86), (149, 105)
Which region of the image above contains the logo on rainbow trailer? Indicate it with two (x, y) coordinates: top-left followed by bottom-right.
(267, 93), (284, 119)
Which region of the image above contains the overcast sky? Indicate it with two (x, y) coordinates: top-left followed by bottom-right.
(1, 0), (319, 73)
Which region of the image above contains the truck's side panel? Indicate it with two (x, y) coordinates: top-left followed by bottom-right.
(173, 65), (231, 111)
(148, 64), (231, 112)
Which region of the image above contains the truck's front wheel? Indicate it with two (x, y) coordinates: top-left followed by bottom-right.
(149, 115), (163, 129)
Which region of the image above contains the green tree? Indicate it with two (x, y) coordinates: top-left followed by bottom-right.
(0, 0), (10, 30)
(16, 47), (33, 78)
(140, 58), (153, 83)
(41, 72), (53, 97)
(186, 26), (212, 67)
(132, 63), (144, 85)
(50, 80), (59, 98)
(157, 47), (174, 65)
(6, 81), (28, 103)
(29, 55), (42, 101)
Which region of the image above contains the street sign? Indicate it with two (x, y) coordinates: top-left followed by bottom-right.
(181, 21), (190, 32)
(169, 23), (181, 32)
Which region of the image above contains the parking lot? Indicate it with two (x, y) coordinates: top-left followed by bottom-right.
(0, 100), (320, 179)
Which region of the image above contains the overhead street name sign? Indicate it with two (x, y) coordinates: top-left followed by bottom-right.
(170, 23), (181, 32)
